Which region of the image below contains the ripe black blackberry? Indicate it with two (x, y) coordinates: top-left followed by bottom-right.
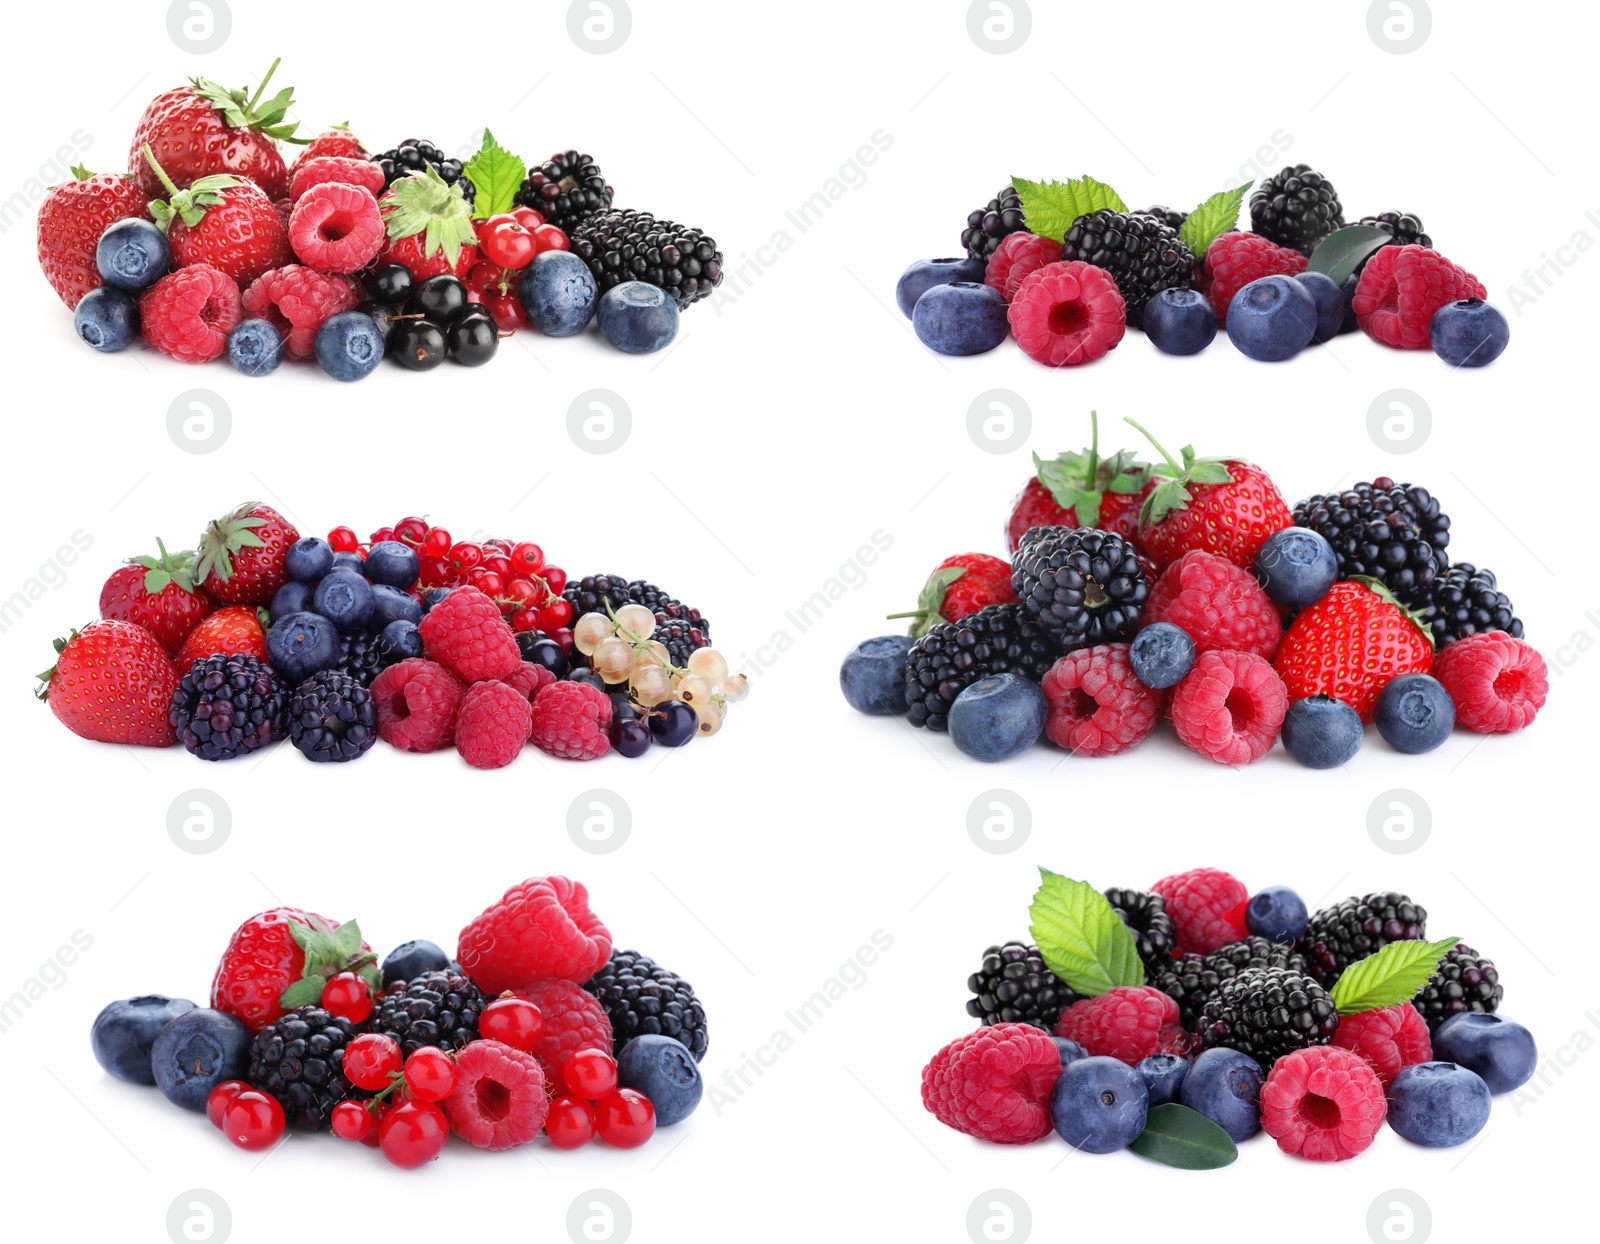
(1198, 967), (1340, 1064)
(339, 631), (384, 687)
(570, 209), (724, 308)
(1358, 211), (1432, 250)
(370, 138), (474, 204)
(626, 580), (711, 666)
(563, 573), (632, 619)
(961, 184), (1026, 260)
(1138, 205), (1189, 231)
(515, 150), (613, 229)
(1148, 937), (1312, 1030)
(370, 970), (486, 1058)
(965, 941), (1077, 1029)
(287, 669), (377, 763)
(1250, 164), (1344, 255)
(584, 949), (709, 1061)
(1419, 564), (1522, 648)
(1011, 527), (1148, 651)
(168, 653), (284, 760)
(1290, 478), (1451, 604)
(1102, 888), (1176, 970)
(1060, 210), (1195, 327)
(1413, 943), (1502, 1030)
(1301, 892), (1428, 985)
(903, 603), (1060, 731)
(246, 1005), (363, 1132)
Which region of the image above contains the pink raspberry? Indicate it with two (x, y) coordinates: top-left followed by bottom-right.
(1433, 630), (1547, 734)
(441, 1039), (548, 1151)
(418, 586), (522, 683)
(503, 661), (557, 708)
(138, 264), (242, 363)
(240, 264), (362, 360)
(456, 875), (613, 993)
(454, 681), (532, 769)
(1260, 1045), (1387, 1161)
(369, 658), (464, 752)
(529, 681), (612, 760)
(1353, 244), (1486, 349)
(1007, 261), (1126, 366)
(1203, 233), (1306, 327)
(288, 156), (387, 203)
(985, 231), (1063, 300)
(920, 1023), (1060, 1144)
(1330, 1002), (1432, 1088)
(511, 978), (615, 1089)
(288, 182), (385, 274)
(1151, 868), (1249, 955)
(1054, 987), (1181, 1065)
(1039, 644), (1161, 757)
(1146, 550), (1282, 660)
(1169, 649), (1288, 766)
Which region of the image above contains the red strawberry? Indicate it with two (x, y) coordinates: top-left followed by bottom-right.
(128, 59), (301, 201)
(1273, 579), (1435, 722)
(211, 909), (376, 1033)
(1004, 412), (1153, 554)
(37, 621), (177, 746)
(174, 605), (269, 673)
(98, 539), (215, 656)
(378, 167), (479, 282)
(889, 554), (1017, 638)
(195, 502), (300, 605)
(286, 124), (366, 182)
(142, 147), (291, 286)
(36, 168), (152, 308)
(1126, 418), (1291, 571)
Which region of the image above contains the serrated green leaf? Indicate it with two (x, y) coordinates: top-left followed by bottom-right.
(332, 919), (363, 959)
(1028, 869), (1143, 996)
(463, 128), (526, 219)
(278, 977), (324, 1009)
(1128, 1104), (1238, 1169)
(1306, 224), (1393, 285)
(1332, 936), (1460, 1015)
(1011, 174), (1128, 243)
(1179, 183), (1251, 261)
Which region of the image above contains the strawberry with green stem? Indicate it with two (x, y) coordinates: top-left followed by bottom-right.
(1005, 410), (1154, 553)
(142, 145), (291, 286)
(888, 554), (1017, 639)
(378, 166), (480, 282)
(37, 620), (178, 746)
(195, 502), (300, 606)
(1273, 578), (1435, 722)
(98, 538), (215, 655)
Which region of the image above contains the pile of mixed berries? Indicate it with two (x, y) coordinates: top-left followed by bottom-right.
(38, 503), (746, 767)
(899, 167), (1507, 367)
(843, 414), (1546, 766)
(40, 61), (723, 378)
(925, 868), (1536, 1165)
(89, 877), (708, 1168)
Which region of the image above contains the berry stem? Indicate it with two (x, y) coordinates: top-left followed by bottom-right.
(141, 144), (181, 198)
(1083, 409), (1100, 489)
(245, 57), (281, 117)
(1122, 417), (1181, 475)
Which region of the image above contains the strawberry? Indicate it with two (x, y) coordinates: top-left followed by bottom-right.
(174, 605), (268, 673)
(378, 167), (480, 282)
(195, 502), (300, 605)
(210, 908), (376, 1033)
(97, 539), (214, 656)
(142, 147), (291, 286)
(286, 124), (366, 182)
(889, 554), (1017, 638)
(35, 167), (152, 308)
(1273, 579), (1435, 723)
(128, 58), (302, 201)
(1004, 412), (1153, 554)
(36, 621), (177, 746)
(1126, 418), (1291, 571)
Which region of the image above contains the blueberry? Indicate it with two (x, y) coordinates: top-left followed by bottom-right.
(948, 673), (1048, 761)
(330, 550), (365, 577)
(1181, 1047), (1263, 1141)
(285, 535), (334, 584)
(1143, 287), (1218, 355)
(1227, 275), (1318, 362)
(448, 312), (498, 366)
(517, 631), (569, 678)
(1129, 622), (1195, 689)
(1136, 1053), (1189, 1106)
(380, 940), (452, 990)
(266, 611), (343, 683)
(1431, 1013), (1537, 1093)
(150, 1008), (251, 1112)
(649, 700), (698, 747)
(616, 1035), (702, 1125)
(895, 255), (987, 319)
(365, 540), (420, 588)
(1338, 272), (1361, 334)
(1052, 1037), (1088, 1068)
(839, 635), (913, 715)
(597, 281), (680, 354)
(269, 580), (315, 623)
(313, 571), (375, 633)
(421, 586), (456, 614)
(612, 715), (653, 758)
(1254, 527), (1337, 609)
(405, 275), (469, 325)
(393, 319), (447, 370)
(225, 317), (284, 376)
(368, 263), (414, 305)
(518, 251), (598, 336)
(1245, 885), (1309, 944)
(376, 618), (424, 664)
(1049, 1056), (1149, 1153)
(315, 309), (385, 381)
(74, 287), (140, 352)
(1430, 298), (1509, 367)
(1386, 1061), (1491, 1146)
(96, 218), (170, 291)
(1280, 694), (1364, 768)
(1294, 271), (1345, 343)
(90, 995), (196, 1085)
(912, 281), (1010, 355)
(1375, 673), (1455, 754)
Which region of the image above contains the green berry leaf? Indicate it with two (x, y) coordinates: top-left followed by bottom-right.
(463, 128), (526, 220)
(1028, 868), (1143, 997)
(70, 164), (95, 180)
(1331, 936), (1460, 1016)
(1306, 224), (1393, 285)
(278, 977), (325, 1010)
(1179, 184), (1251, 262)
(886, 566), (968, 639)
(359, 965), (382, 994)
(1128, 1104), (1238, 1170)
(1011, 174), (1128, 243)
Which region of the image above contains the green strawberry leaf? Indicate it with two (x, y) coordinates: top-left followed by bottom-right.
(70, 164), (95, 180)
(1306, 224), (1393, 285)
(463, 128), (526, 219)
(381, 166), (479, 264)
(359, 965), (382, 994)
(1179, 184), (1251, 261)
(1028, 869), (1143, 997)
(191, 59), (303, 142)
(1128, 1104), (1238, 1169)
(278, 977), (325, 1009)
(1011, 174), (1127, 243)
(332, 919), (364, 960)
(886, 566), (968, 639)
(1331, 936), (1460, 1016)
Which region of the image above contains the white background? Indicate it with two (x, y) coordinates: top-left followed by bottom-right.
(1, 1), (1596, 1242)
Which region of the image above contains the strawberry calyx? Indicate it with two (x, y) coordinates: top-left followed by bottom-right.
(1348, 575), (1437, 649)
(277, 916), (380, 1010)
(1124, 417), (1238, 527)
(142, 144), (242, 231)
(131, 537), (202, 596)
(886, 566), (968, 638)
(34, 627), (89, 699)
(381, 166), (478, 265)
(1036, 410), (1151, 528)
(189, 57), (305, 145)
(195, 502), (270, 587)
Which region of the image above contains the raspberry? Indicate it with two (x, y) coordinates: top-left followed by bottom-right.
(503, 661), (558, 706)
(1054, 986), (1180, 1065)
(1203, 233), (1306, 328)
(454, 681), (532, 769)
(1433, 630), (1547, 734)
(139, 264), (242, 363)
(1146, 550), (1282, 660)
(984, 231), (1063, 300)
(1169, 649), (1288, 766)
(528, 681), (613, 760)
(1353, 244), (1486, 349)
(272, 198), (293, 232)
(512, 978), (615, 1088)
(457, 876), (613, 992)
(288, 156), (387, 203)
(288, 182), (385, 274)
(1007, 261), (1126, 366)
(1039, 643), (1161, 757)
(1259, 1045), (1387, 1161)
(1151, 868), (1249, 956)
(418, 586), (522, 683)
(441, 1039), (549, 1151)
(920, 1023), (1060, 1144)
(1330, 1002), (1432, 1088)
(370, 658), (464, 752)
(240, 264), (363, 360)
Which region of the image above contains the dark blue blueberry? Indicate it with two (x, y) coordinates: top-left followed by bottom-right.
(376, 619), (424, 665)
(1129, 622), (1195, 689)
(313, 571), (375, 633)
(1245, 885), (1309, 944)
(1387, 1062), (1491, 1146)
(269, 580), (315, 623)
(1430, 299), (1509, 367)
(1375, 673), (1455, 754)
(912, 281), (1010, 355)
(150, 1008), (251, 1112)
(421, 586), (456, 614)
(95, 218), (170, 291)
(1181, 1047), (1263, 1141)
(1294, 271), (1345, 343)
(329, 550), (365, 576)
(597, 281), (680, 354)
(1227, 275), (1318, 361)
(365, 540), (421, 588)
(895, 255), (987, 318)
(75, 287), (140, 351)
(948, 673), (1048, 761)
(649, 700), (698, 747)
(1052, 1037), (1088, 1069)
(380, 940), (452, 990)
(1254, 527), (1337, 609)
(1143, 287), (1218, 355)
(616, 1035), (702, 1125)
(1280, 695), (1364, 768)
(518, 251), (598, 336)
(1432, 1014), (1537, 1093)
(1136, 1053), (1189, 1106)
(227, 318), (285, 376)
(516, 631), (569, 677)
(266, 611), (342, 683)
(839, 635), (913, 715)
(285, 535), (334, 584)
(370, 583), (423, 630)
(1049, 1056), (1149, 1153)
(91, 995), (196, 1085)
(315, 309), (385, 381)
(1338, 272), (1360, 334)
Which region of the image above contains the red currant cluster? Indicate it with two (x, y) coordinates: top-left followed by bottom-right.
(463, 205), (571, 333)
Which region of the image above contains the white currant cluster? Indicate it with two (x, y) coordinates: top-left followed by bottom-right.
(573, 605), (749, 736)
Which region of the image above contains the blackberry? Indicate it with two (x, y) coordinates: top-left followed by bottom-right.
(1290, 478), (1451, 604)
(1358, 211), (1432, 250)
(1138, 205), (1188, 232)
(965, 941), (1077, 1029)
(1102, 888), (1176, 970)
(246, 1006), (363, 1132)
(1011, 526), (1148, 651)
(287, 669), (377, 763)
(563, 573), (632, 619)
(626, 580), (711, 666)
(515, 150), (613, 229)
(1250, 164), (1345, 256)
(1060, 209), (1195, 327)
(369, 970), (485, 1058)
(1413, 943), (1502, 1030)
(584, 949), (708, 1061)
(1419, 563), (1522, 648)
(168, 653), (284, 761)
(1149, 937), (1311, 1030)
(370, 138), (474, 204)
(961, 184), (1026, 260)
(570, 209), (724, 308)
(339, 631), (384, 687)
(1301, 892), (1428, 985)
(1197, 967), (1340, 1065)
(903, 603), (1060, 731)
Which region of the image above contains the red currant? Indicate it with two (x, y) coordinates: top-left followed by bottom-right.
(360, 1102), (386, 1147)
(511, 205), (545, 229)
(504, 578), (538, 607)
(379, 1099), (449, 1169)
(394, 517), (429, 547)
(544, 566), (569, 595)
(483, 554), (515, 580)
(420, 558), (449, 588)
(595, 1089), (655, 1148)
(450, 541), (484, 572)
(564, 1048), (618, 1100)
(482, 288), (526, 333)
(539, 600), (574, 632)
(345, 1033), (403, 1091)
(370, 526), (395, 544)
(328, 526), (360, 553)
(481, 220), (537, 269)
(321, 971), (373, 1023)
(545, 1094), (596, 1149)
(222, 1090), (286, 1151)
(404, 1047), (458, 1102)
(422, 527), (452, 559)
(512, 607), (543, 633)
(474, 570), (505, 597)
(554, 626), (575, 649)
(509, 542), (545, 576)
(479, 996), (544, 1052)
(330, 1100), (374, 1142)
(205, 1080), (249, 1130)
(484, 538), (514, 554)
(532, 224), (570, 253)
